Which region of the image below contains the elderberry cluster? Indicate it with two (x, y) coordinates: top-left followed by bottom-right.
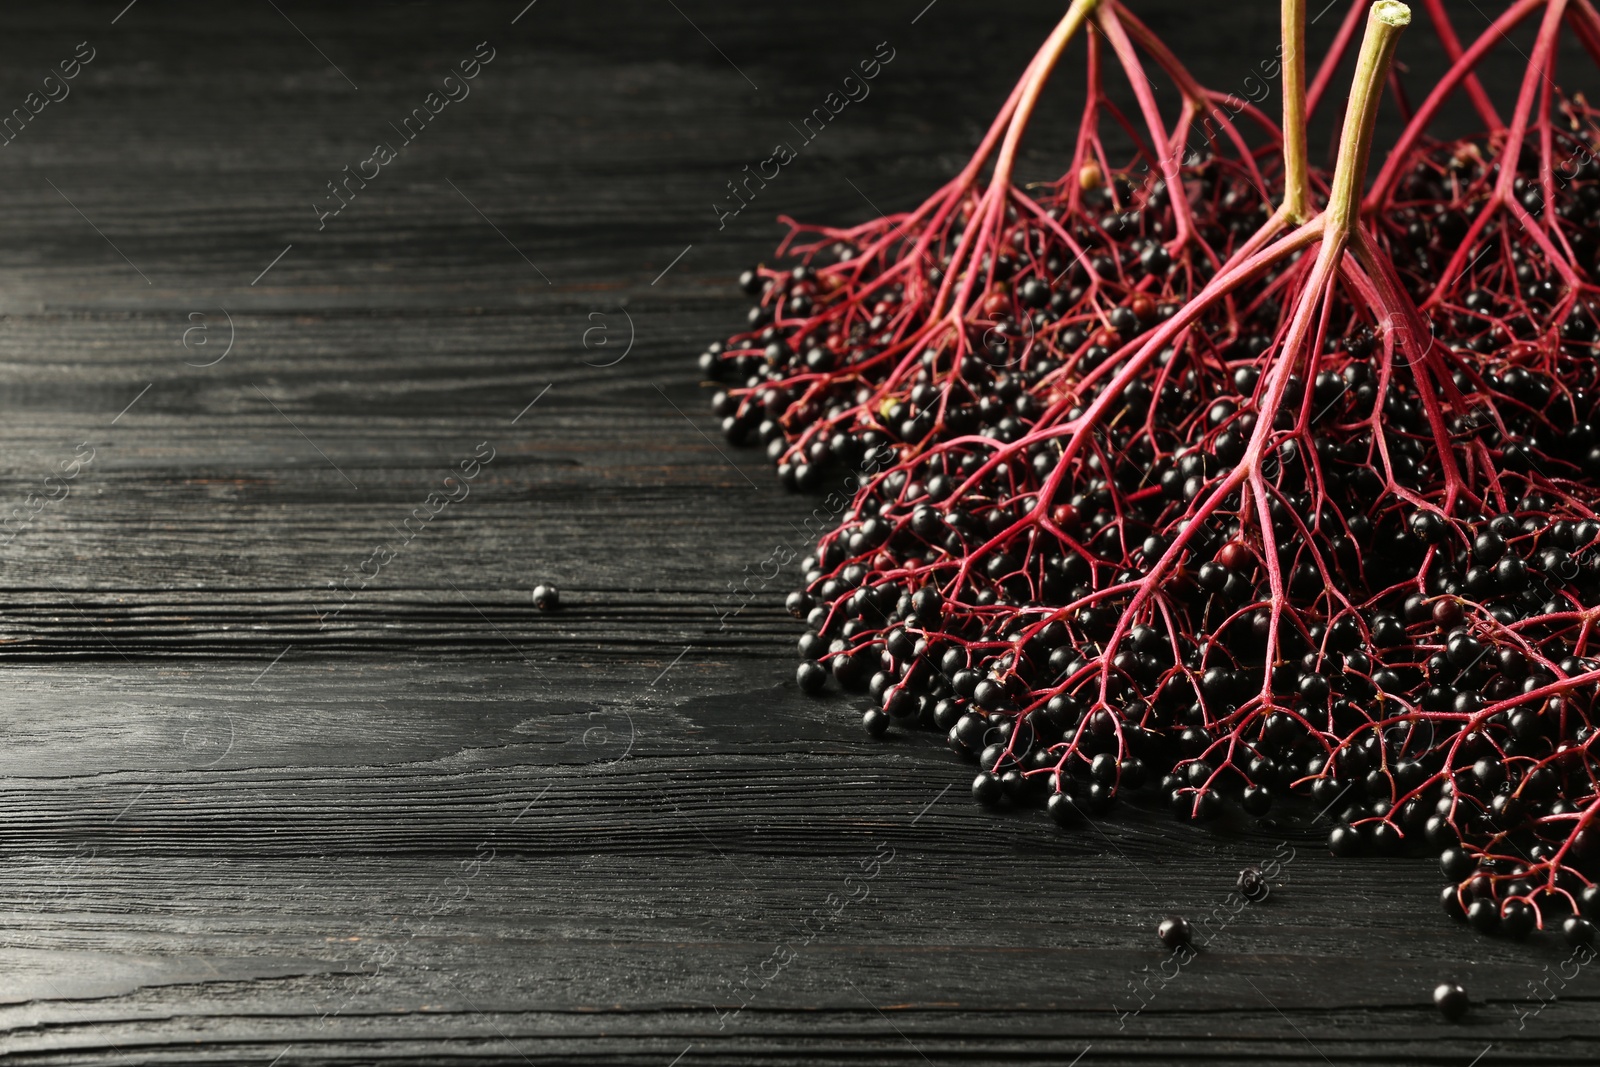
(700, 159), (1273, 493)
(696, 0), (1600, 943)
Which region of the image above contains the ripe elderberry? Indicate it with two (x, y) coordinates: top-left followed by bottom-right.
(1432, 981), (1468, 1023)
(1157, 916), (1193, 951)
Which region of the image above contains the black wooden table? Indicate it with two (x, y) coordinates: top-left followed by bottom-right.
(0, 1), (1593, 1063)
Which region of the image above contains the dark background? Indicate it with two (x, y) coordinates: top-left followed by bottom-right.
(0, 1), (1592, 1064)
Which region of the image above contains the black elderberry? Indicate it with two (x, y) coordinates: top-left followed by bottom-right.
(911, 585), (943, 623)
(832, 651), (872, 692)
(1433, 982), (1469, 1022)
(971, 771), (1004, 806)
(1370, 615), (1405, 646)
(797, 661), (828, 695)
(1495, 555), (1529, 590)
(532, 584), (561, 610)
(1328, 824), (1362, 857)
(1191, 790), (1224, 821)
(883, 687), (919, 721)
(1498, 647), (1527, 679)
(1463, 565), (1495, 598)
(1563, 916), (1597, 947)
(978, 741), (1013, 770)
(1157, 916), (1193, 950)
(931, 698), (963, 731)
(1297, 672), (1330, 704)
(1047, 790), (1083, 827)
(1367, 821), (1403, 854)
(1018, 278), (1050, 308)
(1445, 630), (1484, 669)
(1472, 758), (1505, 792)
(1500, 899), (1536, 940)
(1472, 528), (1507, 563)
(861, 708), (890, 737)
(1410, 511), (1446, 543)
(1139, 243), (1172, 276)
(953, 712), (987, 751)
(973, 679), (1008, 711)
(1466, 898), (1500, 935)
(1237, 866), (1269, 902)
(1080, 781), (1115, 814)
(1308, 775), (1342, 811)
(1000, 767), (1037, 803)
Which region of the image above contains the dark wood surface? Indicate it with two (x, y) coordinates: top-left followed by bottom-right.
(0, 1), (1594, 1063)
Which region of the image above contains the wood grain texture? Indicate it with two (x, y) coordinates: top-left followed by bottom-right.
(0, 1), (1593, 1063)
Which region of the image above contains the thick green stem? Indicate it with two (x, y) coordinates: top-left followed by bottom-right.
(1325, 1), (1411, 236)
(1281, 0), (1310, 221)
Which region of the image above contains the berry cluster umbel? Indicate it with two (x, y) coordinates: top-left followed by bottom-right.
(701, 0), (1600, 942)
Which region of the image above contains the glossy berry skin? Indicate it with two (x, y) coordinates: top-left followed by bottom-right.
(883, 687), (918, 720)
(1563, 916), (1598, 948)
(1157, 916), (1193, 951)
(1581, 884), (1600, 921)
(1433, 982), (1468, 1023)
(796, 661), (828, 694)
(1241, 785), (1272, 815)
(972, 771), (1004, 806)
(532, 584), (560, 610)
(1366, 822), (1402, 855)
(1047, 791), (1083, 827)
(1328, 824), (1362, 857)
(1439, 848), (1475, 881)
(1466, 898), (1500, 935)
(1500, 899), (1536, 940)
(1237, 866), (1269, 903)
(861, 708), (890, 737)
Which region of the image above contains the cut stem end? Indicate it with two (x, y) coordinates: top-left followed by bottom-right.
(1373, 0), (1412, 26)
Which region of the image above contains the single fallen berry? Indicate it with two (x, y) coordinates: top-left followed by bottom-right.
(1157, 916), (1193, 950)
(1237, 866), (1270, 903)
(1433, 981), (1468, 1022)
(532, 584), (560, 611)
